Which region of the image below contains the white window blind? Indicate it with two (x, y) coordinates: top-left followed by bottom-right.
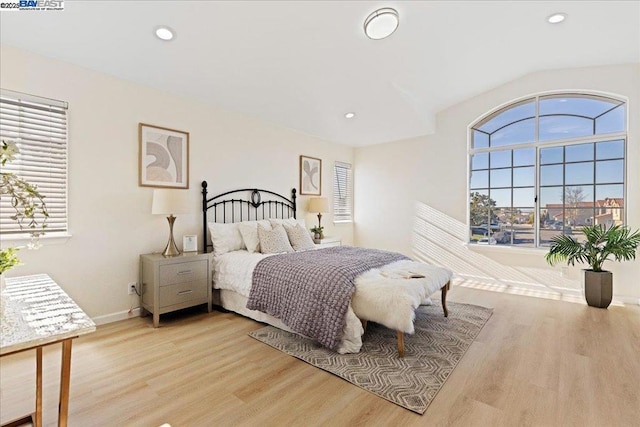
(333, 161), (353, 222)
(1, 90), (68, 235)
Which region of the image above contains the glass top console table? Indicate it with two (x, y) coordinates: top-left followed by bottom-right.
(1, 274), (95, 427)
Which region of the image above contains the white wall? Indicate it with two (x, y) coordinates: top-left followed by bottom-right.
(0, 44), (354, 321)
(355, 64), (640, 303)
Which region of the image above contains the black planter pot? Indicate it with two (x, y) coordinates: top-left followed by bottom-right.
(583, 270), (613, 308)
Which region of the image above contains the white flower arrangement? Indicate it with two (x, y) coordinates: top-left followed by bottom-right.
(0, 139), (49, 275)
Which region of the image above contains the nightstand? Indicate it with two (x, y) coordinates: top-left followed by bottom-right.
(139, 252), (212, 327)
(314, 237), (342, 248)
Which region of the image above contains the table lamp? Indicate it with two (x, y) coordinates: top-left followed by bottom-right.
(307, 197), (329, 230)
(152, 189), (192, 257)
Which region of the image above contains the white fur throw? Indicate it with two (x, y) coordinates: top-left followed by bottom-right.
(352, 260), (453, 334)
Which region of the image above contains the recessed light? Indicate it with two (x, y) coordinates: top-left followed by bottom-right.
(155, 26), (175, 41)
(547, 13), (567, 24)
(364, 8), (399, 40)
(345, 112), (356, 119)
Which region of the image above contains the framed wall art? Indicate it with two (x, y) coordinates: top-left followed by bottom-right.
(299, 155), (322, 196)
(139, 123), (189, 189)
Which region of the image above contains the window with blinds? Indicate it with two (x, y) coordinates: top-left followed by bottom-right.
(333, 161), (353, 222)
(0, 90), (68, 235)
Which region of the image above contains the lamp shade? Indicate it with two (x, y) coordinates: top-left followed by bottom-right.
(307, 197), (329, 213)
(151, 189), (192, 215)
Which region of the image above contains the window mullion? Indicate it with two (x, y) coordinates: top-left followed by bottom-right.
(562, 145), (566, 232)
(533, 96), (540, 248)
(535, 145), (540, 247)
(469, 92), (626, 248)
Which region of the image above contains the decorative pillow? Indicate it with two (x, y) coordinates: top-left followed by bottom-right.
(285, 223), (316, 252)
(268, 217), (296, 228)
(269, 217), (306, 229)
(238, 220), (271, 253)
(208, 222), (245, 256)
(258, 223), (294, 254)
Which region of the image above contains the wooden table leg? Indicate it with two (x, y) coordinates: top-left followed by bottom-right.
(58, 339), (73, 427)
(397, 331), (405, 358)
(35, 347), (43, 427)
(441, 281), (450, 318)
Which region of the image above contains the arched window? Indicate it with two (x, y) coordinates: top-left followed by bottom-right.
(469, 93), (626, 247)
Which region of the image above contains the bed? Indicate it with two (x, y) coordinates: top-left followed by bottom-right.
(201, 181), (452, 356)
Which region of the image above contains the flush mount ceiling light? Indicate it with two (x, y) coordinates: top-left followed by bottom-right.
(344, 112), (356, 119)
(364, 8), (399, 40)
(155, 26), (175, 41)
(547, 13), (567, 24)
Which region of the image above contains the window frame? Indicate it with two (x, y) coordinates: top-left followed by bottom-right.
(0, 89), (69, 240)
(333, 161), (353, 223)
(467, 91), (627, 248)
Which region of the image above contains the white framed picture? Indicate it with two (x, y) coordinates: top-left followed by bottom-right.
(183, 235), (198, 252)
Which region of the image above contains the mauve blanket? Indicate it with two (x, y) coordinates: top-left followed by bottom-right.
(246, 246), (409, 350)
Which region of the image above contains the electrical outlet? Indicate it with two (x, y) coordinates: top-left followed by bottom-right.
(128, 282), (137, 295)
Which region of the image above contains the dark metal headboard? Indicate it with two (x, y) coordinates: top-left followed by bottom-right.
(201, 181), (297, 253)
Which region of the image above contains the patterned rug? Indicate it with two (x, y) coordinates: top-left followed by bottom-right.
(249, 300), (493, 414)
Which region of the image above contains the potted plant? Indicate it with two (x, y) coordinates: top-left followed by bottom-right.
(310, 226), (324, 241)
(0, 247), (21, 288)
(0, 139), (48, 289)
(545, 224), (640, 308)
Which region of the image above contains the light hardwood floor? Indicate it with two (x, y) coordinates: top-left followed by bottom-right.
(1, 285), (639, 427)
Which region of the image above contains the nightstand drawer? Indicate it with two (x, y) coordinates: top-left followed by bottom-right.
(159, 260), (207, 286)
(159, 280), (208, 308)
(140, 252), (212, 327)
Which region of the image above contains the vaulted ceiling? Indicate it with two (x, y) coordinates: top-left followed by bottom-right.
(1, 1), (638, 146)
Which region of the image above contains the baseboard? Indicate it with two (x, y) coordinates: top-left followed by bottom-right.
(90, 287), (637, 326)
(454, 274), (581, 295)
(614, 295), (640, 305)
(92, 307), (141, 326)
(454, 275), (640, 306)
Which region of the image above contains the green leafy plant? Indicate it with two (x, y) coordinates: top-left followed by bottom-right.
(310, 226), (324, 234)
(1, 139), (49, 275)
(1, 140), (49, 233)
(545, 224), (640, 272)
(0, 247), (22, 274)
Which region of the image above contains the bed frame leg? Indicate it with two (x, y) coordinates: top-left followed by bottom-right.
(397, 331), (404, 357)
(361, 319), (368, 334)
(441, 281), (450, 317)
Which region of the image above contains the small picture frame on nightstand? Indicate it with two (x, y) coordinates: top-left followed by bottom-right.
(183, 235), (198, 252)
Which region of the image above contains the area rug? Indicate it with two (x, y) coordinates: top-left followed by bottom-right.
(249, 300), (493, 414)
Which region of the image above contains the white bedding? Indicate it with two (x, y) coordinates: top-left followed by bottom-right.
(213, 250), (269, 297)
(212, 250), (452, 354)
(213, 250), (363, 354)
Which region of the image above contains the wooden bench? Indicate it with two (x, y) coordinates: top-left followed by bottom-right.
(352, 261), (453, 357)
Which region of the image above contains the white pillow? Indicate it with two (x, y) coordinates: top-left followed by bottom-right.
(238, 220), (271, 253)
(269, 217), (306, 229)
(258, 223), (294, 254)
(285, 223), (316, 252)
(208, 222), (245, 256)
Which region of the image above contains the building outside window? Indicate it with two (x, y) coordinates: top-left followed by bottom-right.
(469, 93), (626, 247)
